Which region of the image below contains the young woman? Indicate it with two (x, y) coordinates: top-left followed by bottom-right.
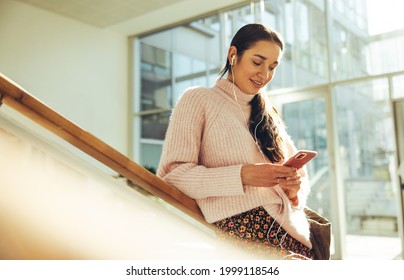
(157, 23), (313, 259)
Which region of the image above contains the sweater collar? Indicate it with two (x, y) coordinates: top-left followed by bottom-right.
(215, 78), (257, 106)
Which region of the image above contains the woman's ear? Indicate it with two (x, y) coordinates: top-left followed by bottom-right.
(228, 46), (237, 65)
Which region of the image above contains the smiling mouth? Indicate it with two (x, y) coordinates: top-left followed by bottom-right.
(251, 79), (263, 86)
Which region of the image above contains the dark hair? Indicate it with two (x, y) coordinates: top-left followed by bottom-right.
(220, 23), (286, 163)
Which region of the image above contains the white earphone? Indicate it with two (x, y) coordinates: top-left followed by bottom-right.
(231, 55), (236, 65)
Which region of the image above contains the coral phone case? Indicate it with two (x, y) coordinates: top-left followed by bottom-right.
(283, 150), (318, 169)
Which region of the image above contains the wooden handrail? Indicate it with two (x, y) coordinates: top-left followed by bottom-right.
(0, 73), (207, 225)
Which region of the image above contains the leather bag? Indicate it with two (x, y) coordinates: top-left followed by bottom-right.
(304, 207), (332, 260)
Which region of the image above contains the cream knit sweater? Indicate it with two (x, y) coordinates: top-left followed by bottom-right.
(157, 78), (312, 248)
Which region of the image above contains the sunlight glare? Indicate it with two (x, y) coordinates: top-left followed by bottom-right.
(367, 0), (404, 35)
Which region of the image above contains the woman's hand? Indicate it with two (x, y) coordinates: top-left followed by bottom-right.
(241, 163), (302, 206)
(278, 173), (302, 206)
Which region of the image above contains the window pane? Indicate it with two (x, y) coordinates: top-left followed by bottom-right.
(264, 0), (329, 88)
(141, 141), (163, 173)
(173, 53), (208, 104)
(331, 0), (404, 81)
(366, 35), (404, 76)
(334, 79), (400, 258)
(226, 4), (256, 45)
(141, 112), (171, 140)
(139, 15), (221, 112)
(367, 0), (404, 35)
(140, 43), (172, 111)
(331, 21), (368, 81)
(393, 75), (404, 99)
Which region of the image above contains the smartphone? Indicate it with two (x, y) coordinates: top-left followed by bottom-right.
(283, 150), (318, 169)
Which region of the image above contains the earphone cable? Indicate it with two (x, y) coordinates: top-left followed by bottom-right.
(230, 63), (266, 163)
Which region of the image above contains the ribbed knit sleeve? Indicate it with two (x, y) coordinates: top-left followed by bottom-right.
(157, 87), (245, 199)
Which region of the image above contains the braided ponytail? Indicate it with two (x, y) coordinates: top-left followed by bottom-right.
(249, 94), (285, 163)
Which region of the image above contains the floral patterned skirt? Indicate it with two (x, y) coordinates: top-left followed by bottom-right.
(214, 206), (313, 260)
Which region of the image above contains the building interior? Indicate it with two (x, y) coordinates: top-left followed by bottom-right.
(1, 0), (404, 260)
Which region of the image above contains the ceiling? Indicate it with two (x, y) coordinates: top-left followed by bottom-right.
(13, 0), (188, 28)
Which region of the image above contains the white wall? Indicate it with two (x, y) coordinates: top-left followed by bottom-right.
(0, 0), (128, 157)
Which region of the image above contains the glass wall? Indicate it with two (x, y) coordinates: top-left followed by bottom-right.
(330, 0), (368, 81)
(334, 80), (396, 228)
(282, 98), (330, 218)
(334, 79), (401, 258)
(331, 0), (404, 81)
(131, 0), (404, 259)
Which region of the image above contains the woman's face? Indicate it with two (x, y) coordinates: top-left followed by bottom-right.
(228, 40), (282, 95)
